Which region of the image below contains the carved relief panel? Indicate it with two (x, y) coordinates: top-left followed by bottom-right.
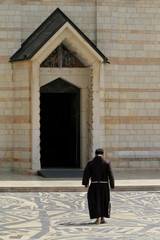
(40, 44), (85, 68)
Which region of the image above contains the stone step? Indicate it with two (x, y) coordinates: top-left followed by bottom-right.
(0, 185), (160, 192)
(38, 169), (83, 178)
(0, 170), (159, 192)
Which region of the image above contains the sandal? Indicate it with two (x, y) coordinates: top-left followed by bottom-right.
(101, 219), (107, 224)
(94, 220), (100, 224)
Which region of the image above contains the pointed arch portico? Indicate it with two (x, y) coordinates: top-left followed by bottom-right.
(10, 8), (108, 171)
(31, 27), (104, 170)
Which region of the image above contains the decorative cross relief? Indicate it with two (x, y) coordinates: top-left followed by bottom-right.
(40, 44), (85, 68)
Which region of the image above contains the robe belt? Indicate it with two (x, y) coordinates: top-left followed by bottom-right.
(91, 181), (108, 184)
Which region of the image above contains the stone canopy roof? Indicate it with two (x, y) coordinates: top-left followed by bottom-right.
(10, 8), (109, 63)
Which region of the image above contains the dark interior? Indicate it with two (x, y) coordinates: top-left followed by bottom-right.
(40, 79), (80, 168)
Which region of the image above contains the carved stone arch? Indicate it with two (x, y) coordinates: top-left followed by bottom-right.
(39, 68), (90, 169)
(40, 77), (80, 93)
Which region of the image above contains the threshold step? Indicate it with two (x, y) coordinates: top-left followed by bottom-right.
(38, 169), (83, 178)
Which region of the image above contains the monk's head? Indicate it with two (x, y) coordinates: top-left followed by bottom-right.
(95, 148), (104, 156)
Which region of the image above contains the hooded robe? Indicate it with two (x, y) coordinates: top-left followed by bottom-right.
(82, 156), (114, 219)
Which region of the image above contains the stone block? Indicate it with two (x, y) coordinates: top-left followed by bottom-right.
(129, 161), (141, 168)
(140, 160), (151, 168)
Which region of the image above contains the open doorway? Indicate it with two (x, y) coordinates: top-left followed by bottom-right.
(40, 78), (80, 168)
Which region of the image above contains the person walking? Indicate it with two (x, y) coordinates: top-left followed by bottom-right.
(82, 148), (115, 224)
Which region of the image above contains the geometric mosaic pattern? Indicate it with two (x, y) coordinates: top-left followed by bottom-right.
(0, 192), (160, 239)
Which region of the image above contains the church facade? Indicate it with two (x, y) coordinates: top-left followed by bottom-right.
(0, 0), (160, 172)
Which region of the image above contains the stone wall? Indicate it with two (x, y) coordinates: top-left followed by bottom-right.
(97, 0), (160, 169)
(0, 1), (21, 169)
(0, 0), (160, 170)
(12, 61), (31, 170)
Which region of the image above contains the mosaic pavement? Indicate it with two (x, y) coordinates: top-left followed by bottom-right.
(0, 191), (160, 239)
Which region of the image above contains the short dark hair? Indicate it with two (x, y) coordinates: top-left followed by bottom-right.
(95, 148), (104, 155)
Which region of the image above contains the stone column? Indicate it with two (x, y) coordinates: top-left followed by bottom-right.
(31, 61), (41, 170)
(88, 61), (101, 158)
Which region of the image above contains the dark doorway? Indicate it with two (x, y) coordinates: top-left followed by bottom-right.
(40, 78), (80, 168)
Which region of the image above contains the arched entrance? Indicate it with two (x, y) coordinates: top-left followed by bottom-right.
(40, 78), (80, 168)
(10, 8), (108, 171)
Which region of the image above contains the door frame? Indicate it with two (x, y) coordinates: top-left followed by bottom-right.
(31, 64), (101, 171)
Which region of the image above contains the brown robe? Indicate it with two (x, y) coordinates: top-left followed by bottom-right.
(82, 156), (115, 219)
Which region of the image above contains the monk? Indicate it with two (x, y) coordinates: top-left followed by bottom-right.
(82, 148), (115, 224)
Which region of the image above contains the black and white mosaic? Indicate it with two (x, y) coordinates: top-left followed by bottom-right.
(0, 191), (160, 239)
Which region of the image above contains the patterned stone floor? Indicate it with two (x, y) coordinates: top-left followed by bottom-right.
(0, 191), (160, 239)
